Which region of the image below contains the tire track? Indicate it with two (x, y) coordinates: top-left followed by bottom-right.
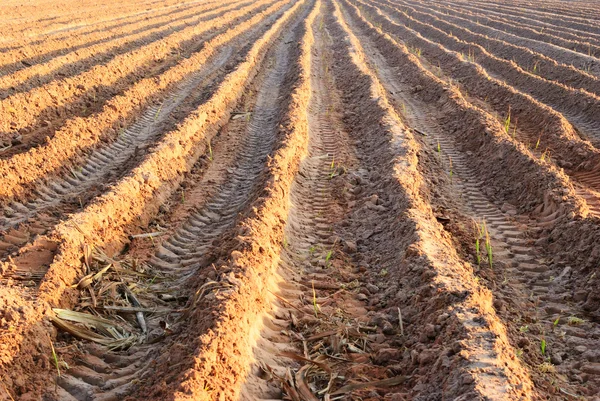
(0, 46), (232, 261)
(0, 0), (309, 398)
(397, 0), (600, 77)
(436, 0), (600, 48)
(46, 8), (303, 399)
(0, 0), (288, 203)
(0, 0), (248, 96)
(0, 0), (277, 150)
(377, 0), (600, 99)
(0, 0), (228, 75)
(0, 1), (293, 262)
(338, 0), (600, 397)
(355, 0), (600, 216)
(425, 0), (600, 57)
(452, 0), (600, 35)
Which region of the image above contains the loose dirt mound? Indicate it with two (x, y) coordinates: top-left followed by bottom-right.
(2, 0), (600, 399)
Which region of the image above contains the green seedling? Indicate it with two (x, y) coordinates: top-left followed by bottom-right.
(436, 140), (441, 153)
(409, 46), (422, 57)
(519, 325), (529, 333)
(504, 106), (511, 135)
(154, 103), (164, 121)
(329, 158), (336, 179)
(540, 148), (550, 162)
(312, 281), (319, 317)
(532, 62), (539, 75)
(309, 245), (317, 255)
(535, 134), (541, 150)
(540, 338), (547, 356)
(50, 339), (61, 377)
(553, 316), (560, 327)
(325, 249), (333, 266)
(475, 221), (492, 268)
(485, 227), (492, 268)
(467, 48), (475, 63)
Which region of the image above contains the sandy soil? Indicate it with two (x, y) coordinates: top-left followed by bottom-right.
(3, 0), (600, 400)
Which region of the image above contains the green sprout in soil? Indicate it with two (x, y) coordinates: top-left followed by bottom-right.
(312, 281), (319, 317)
(504, 106), (511, 135)
(475, 221), (492, 268)
(540, 338), (547, 356)
(154, 103), (164, 121)
(436, 140), (441, 153)
(467, 48), (475, 63)
(50, 340), (61, 377)
(329, 158), (336, 179)
(535, 134), (541, 150)
(325, 249), (333, 267)
(553, 316), (560, 327)
(409, 46), (422, 57)
(519, 325), (529, 333)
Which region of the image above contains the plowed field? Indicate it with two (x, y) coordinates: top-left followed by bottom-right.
(2, 0), (600, 399)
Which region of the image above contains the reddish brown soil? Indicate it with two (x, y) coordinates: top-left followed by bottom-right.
(3, 0), (600, 400)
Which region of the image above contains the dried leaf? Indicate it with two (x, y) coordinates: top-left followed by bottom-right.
(331, 375), (406, 395)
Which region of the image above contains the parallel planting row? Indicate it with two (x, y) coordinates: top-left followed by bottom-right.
(2, 0), (600, 399)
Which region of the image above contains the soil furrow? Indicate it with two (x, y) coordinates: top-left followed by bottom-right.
(0, 0), (288, 202)
(0, 0), (308, 398)
(0, 0), (247, 96)
(424, 1), (600, 58)
(436, 0), (600, 48)
(0, 0), (203, 42)
(0, 0), (292, 246)
(449, 0), (600, 34)
(0, 0), (235, 77)
(0, 0), (275, 151)
(376, 0), (600, 101)
(4, 0), (600, 399)
(483, 0), (600, 21)
(355, 0), (600, 210)
(398, 0), (600, 78)
(45, 8), (306, 399)
(0, 38), (238, 261)
(339, 0), (600, 397)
